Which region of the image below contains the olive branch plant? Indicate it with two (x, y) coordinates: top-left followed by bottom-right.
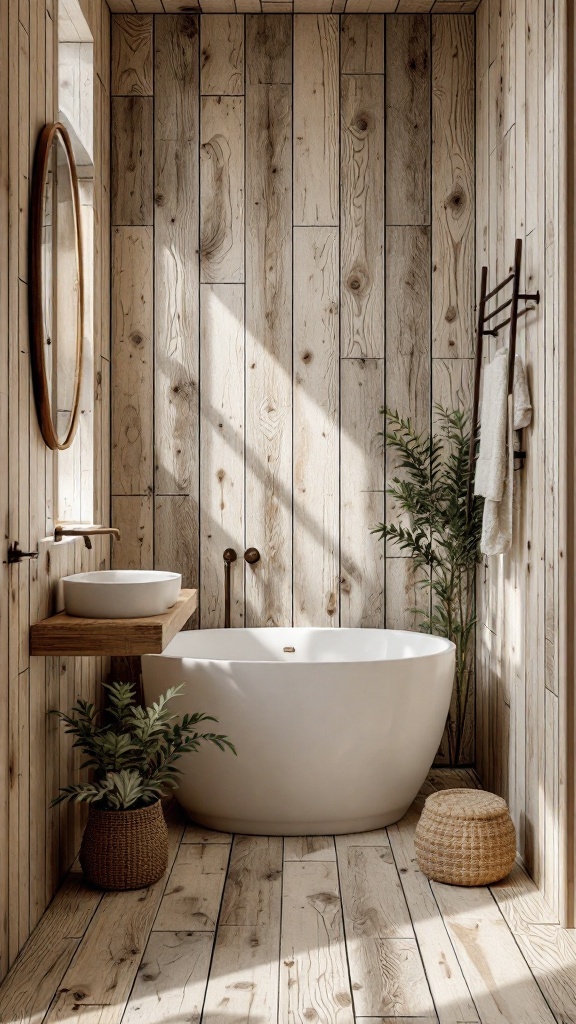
(51, 681), (236, 811)
(373, 406), (484, 766)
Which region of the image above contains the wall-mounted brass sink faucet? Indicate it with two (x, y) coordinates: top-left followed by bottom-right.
(7, 526), (121, 563)
(54, 525), (121, 550)
(223, 546), (261, 627)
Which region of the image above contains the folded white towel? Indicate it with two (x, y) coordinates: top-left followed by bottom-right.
(475, 348), (509, 502)
(512, 356), (532, 429)
(476, 351), (532, 556)
(480, 397), (515, 556)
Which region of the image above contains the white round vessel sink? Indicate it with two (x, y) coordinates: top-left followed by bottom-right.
(62, 570), (182, 619)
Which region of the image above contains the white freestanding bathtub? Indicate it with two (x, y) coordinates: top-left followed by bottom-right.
(142, 627), (455, 835)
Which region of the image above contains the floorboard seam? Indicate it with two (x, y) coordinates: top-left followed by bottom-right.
(484, 885), (563, 1024)
(333, 831), (362, 1021)
(198, 832), (236, 1024)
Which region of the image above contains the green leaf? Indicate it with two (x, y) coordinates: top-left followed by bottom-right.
(372, 401), (483, 766)
(52, 682), (235, 810)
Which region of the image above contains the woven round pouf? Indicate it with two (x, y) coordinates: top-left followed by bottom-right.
(414, 789), (516, 886)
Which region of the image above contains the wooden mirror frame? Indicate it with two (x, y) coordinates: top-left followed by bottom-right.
(29, 122), (84, 451)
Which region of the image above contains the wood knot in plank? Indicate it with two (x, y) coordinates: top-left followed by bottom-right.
(352, 113), (370, 135)
(335, 992), (353, 1007)
(347, 267), (369, 296)
(308, 891), (340, 914)
(446, 186), (467, 216)
(181, 14), (199, 38)
(407, 49), (428, 76)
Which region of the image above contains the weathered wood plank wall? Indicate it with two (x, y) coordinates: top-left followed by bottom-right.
(475, 0), (567, 920)
(111, 12), (474, 753)
(0, 0), (111, 981)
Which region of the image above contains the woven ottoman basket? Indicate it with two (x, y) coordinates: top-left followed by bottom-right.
(414, 789), (516, 886)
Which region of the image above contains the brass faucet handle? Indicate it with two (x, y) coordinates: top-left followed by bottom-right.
(244, 547), (260, 565)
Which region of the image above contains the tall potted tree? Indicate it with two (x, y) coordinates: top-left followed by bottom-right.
(374, 406), (483, 765)
(52, 681), (235, 889)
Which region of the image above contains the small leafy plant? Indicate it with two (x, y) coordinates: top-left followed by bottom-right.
(373, 406), (483, 766)
(52, 682), (236, 811)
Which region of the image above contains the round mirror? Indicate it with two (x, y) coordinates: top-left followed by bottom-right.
(30, 122), (84, 450)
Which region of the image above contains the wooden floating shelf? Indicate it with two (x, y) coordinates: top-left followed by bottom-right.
(30, 589), (198, 657)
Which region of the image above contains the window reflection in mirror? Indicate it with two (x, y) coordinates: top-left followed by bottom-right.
(53, 0), (94, 529)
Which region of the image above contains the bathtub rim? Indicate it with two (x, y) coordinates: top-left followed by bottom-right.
(143, 626), (456, 668)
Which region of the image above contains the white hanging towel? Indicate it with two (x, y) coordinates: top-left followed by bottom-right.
(475, 350), (532, 555)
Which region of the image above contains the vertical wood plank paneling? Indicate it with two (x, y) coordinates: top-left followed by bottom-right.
(293, 227), (339, 625)
(107, 11), (477, 793)
(200, 14), (244, 95)
(246, 13), (292, 84)
(340, 359), (384, 626)
(200, 96), (245, 284)
(523, 0), (546, 895)
(431, 14), (474, 358)
(155, 496), (198, 593)
(111, 496), (154, 569)
(0, 0), (9, 980)
(28, 0), (49, 941)
(154, 15), (200, 504)
(111, 96), (153, 225)
(475, 0), (565, 919)
(200, 284), (245, 627)
(0, 0), (111, 979)
(111, 14), (153, 95)
(340, 14), (384, 74)
(293, 14), (339, 226)
(245, 18), (293, 627)
(385, 555), (429, 630)
(6, 3), (19, 935)
(429, 13), (474, 763)
(111, 227), (154, 496)
(12, 11), (31, 959)
(340, 72), (384, 358)
(384, 226), (431, 544)
(386, 14), (431, 225)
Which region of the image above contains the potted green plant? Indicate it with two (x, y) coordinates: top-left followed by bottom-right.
(374, 406), (483, 765)
(52, 681), (235, 890)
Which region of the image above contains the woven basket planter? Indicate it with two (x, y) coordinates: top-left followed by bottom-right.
(414, 789), (516, 886)
(79, 799), (168, 890)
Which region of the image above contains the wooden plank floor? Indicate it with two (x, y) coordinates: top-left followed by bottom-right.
(1, 769), (575, 1024)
